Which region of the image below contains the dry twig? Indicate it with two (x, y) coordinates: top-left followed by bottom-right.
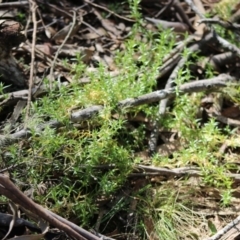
(25, 0), (37, 127)
(0, 174), (101, 240)
(49, 10), (77, 89)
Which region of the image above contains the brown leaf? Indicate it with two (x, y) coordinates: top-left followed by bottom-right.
(81, 27), (107, 39)
(45, 26), (56, 39)
(51, 45), (94, 63)
(93, 9), (122, 37)
(156, 139), (182, 157)
(52, 22), (81, 41)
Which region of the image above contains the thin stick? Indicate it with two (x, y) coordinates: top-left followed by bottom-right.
(0, 175), (88, 240)
(49, 10), (76, 89)
(84, 0), (135, 22)
(25, 0), (37, 128)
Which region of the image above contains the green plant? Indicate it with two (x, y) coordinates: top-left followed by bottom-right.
(16, 11), (27, 25)
(128, 0), (142, 21)
(138, 186), (205, 239)
(3, 0), (239, 238)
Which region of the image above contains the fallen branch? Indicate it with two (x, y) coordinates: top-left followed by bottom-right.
(0, 1), (28, 7)
(0, 74), (236, 148)
(132, 165), (240, 183)
(72, 74), (236, 122)
(206, 214), (240, 240)
(0, 174), (101, 240)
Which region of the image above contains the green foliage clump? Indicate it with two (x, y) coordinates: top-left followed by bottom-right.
(3, 15), (177, 232)
(2, 0), (240, 238)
